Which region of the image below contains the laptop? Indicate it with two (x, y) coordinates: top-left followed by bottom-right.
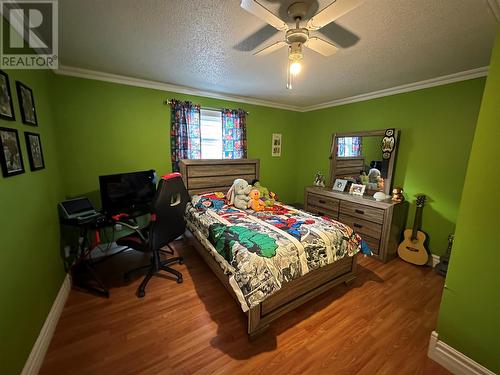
(59, 197), (101, 222)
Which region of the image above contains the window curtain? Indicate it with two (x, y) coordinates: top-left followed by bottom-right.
(221, 109), (247, 159)
(338, 136), (361, 157)
(169, 99), (201, 172)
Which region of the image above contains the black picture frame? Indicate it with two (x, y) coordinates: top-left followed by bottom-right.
(15, 81), (38, 126)
(24, 132), (45, 171)
(0, 127), (25, 177)
(0, 70), (15, 121)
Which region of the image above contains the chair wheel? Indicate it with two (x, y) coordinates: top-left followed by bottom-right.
(177, 277), (183, 284)
(138, 290), (145, 298)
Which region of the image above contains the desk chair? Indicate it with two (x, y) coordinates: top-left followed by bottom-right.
(116, 173), (189, 297)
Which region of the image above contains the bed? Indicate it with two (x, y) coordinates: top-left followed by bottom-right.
(180, 159), (360, 338)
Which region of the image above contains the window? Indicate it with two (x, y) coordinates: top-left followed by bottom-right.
(170, 100), (247, 171)
(195, 108), (246, 159)
(200, 109), (223, 159)
(337, 136), (362, 157)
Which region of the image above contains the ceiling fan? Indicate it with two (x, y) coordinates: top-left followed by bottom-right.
(240, 0), (364, 89)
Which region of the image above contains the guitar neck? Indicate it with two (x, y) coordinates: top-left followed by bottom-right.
(411, 206), (423, 240)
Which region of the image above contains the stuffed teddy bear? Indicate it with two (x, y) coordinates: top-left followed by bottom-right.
(377, 176), (385, 190)
(391, 187), (405, 202)
(249, 189), (266, 211)
(227, 178), (251, 210)
(368, 168), (381, 183)
(252, 180), (275, 207)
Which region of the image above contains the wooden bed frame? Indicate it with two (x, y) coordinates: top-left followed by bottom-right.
(179, 159), (357, 338)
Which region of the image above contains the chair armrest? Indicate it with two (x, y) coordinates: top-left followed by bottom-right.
(115, 221), (147, 242)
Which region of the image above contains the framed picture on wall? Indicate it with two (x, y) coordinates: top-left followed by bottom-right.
(272, 133), (282, 157)
(24, 132), (45, 171)
(16, 81), (38, 126)
(0, 70), (15, 121)
(0, 127), (25, 177)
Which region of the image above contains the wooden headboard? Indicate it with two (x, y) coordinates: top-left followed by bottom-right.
(179, 159), (260, 196)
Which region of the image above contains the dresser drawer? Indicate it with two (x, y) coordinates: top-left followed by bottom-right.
(307, 193), (340, 213)
(339, 213), (383, 240)
(340, 201), (384, 224)
(307, 205), (339, 220)
(362, 235), (380, 255)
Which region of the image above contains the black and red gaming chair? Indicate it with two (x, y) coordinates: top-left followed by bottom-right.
(116, 172), (190, 298)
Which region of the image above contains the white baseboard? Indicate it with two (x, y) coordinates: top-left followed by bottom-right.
(431, 254), (440, 268)
(21, 274), (71, 375)
(428, 331), (495, 375)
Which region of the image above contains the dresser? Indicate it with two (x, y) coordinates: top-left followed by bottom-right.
(305, 186), (408, 262)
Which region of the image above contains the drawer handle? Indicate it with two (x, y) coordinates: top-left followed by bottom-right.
(319, 200), (326, 204)
(353, 223), (363, 229)
(355, 209), (364, 214)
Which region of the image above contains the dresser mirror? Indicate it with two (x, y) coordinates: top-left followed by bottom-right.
(329, 129), (399, 196)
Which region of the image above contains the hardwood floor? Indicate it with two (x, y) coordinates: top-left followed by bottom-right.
(41, 239), (450, 375)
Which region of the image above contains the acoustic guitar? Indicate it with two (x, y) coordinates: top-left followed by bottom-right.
(398, 195), (429, 265)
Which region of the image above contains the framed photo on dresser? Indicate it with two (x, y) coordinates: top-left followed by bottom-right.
(24, 132), (45, 171)
(0, 127), (25, 177)
(0, 70), (15, 121)
(16, 81), (38, 126)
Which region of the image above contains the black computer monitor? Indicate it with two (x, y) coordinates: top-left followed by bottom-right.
(99, 170), (157, 215)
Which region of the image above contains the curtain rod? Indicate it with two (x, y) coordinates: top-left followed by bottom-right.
(164, 100), (249, 114)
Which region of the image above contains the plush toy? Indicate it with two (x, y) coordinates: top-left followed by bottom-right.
(252, 181), (275, 207)
(377, 176), (385, 190)
(227, 178), (252, 210)
(249, 189), (266, 211)
(391, 187), (405, 202)
(359, 170), (369, 185)
(368, 168), (381, 183)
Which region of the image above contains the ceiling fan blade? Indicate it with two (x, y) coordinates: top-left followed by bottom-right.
(240, 0), (289, 31)
(307, 0), (364, 31)
(305, 37), (339, 56)
(253, 41), (287, 56)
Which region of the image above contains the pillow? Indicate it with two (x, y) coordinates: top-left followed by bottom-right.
(192, 192), (226, 210)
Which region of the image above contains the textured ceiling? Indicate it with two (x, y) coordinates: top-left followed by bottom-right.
(59, 0), (498, 107)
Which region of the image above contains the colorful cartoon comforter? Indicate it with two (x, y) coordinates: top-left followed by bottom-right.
(185, 193), (362, 312)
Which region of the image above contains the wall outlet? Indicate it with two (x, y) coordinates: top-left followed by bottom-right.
(64, 246), (71, 258)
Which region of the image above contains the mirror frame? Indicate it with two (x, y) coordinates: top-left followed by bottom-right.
(329, 129), (400, 196)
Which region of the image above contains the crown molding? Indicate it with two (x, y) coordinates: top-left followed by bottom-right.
(486, 0), (500, 22)
(55, 65), (488, 113)
(54, 65), (302, 112)
(301, 66), (489, 112)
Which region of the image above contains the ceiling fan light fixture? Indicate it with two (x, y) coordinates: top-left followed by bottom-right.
(290, 60), (302, 75)
(288, 42), (303, 76)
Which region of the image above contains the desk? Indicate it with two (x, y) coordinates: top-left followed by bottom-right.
(60, 211), (149, 297)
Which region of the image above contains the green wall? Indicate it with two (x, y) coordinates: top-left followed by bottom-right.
(0, 69), (65, 374)
(0, 49), (489, 374)
(295, 79), (485, 255)
(51, 75), (301, 204)
(436, 25), (500, 373)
